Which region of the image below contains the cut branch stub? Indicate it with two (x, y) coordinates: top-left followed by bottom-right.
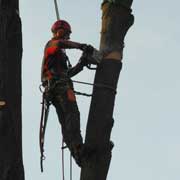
(0, 101), (6, 106)
(100, 2), (134, 60)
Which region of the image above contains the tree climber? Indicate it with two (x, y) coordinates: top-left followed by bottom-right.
(41, 19), (93, 166)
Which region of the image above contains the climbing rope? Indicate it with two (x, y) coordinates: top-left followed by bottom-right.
(74, 90), (92, 97)
(62, 140), (65, 180)
(70, 154), (72, 180)
(72, 80), (117, 94)
(39, 92), (51, 172)
(61, 140), (73, 180)
(54, 0), (60, 20)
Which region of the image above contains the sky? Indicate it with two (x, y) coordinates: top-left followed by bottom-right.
(19, 0), (180, 180)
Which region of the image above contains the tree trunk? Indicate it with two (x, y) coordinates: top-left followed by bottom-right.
(0, 0), (25, 179)
(80, 1), (134, 180)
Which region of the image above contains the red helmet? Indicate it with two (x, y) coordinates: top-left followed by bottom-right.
(51, 20), (72, 33)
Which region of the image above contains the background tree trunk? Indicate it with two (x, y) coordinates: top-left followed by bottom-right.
(0, 0), (25, 179)
(80, 1), (134, 180)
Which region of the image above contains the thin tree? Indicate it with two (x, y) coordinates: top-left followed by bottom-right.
(80, 0), (134, 180)
(0, 0), (25, 179)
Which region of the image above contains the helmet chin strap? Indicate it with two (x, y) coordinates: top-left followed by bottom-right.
(54, 0), (60, 20)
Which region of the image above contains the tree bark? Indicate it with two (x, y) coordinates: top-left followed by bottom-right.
(80, 1), (134, 180)
(0, 0), (25, 179)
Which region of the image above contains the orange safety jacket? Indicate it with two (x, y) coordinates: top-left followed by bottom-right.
(41, 38), (82, 82)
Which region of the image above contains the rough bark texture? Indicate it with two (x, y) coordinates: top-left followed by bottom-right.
(0, 0), (25, 179)
(80, 1), (134, 180)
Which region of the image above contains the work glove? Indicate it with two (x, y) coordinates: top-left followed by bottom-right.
(80, 44), (94, 54)
(78, 56), (88, 66)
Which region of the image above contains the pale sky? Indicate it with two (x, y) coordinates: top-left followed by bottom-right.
(20, 0), (180, 180)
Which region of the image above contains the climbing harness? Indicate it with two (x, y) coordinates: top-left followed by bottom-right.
(39, 83), (75, 179)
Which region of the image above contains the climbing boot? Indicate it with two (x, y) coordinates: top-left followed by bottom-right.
(71, 143), (84, 167)
(70, 143), (98, 167)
